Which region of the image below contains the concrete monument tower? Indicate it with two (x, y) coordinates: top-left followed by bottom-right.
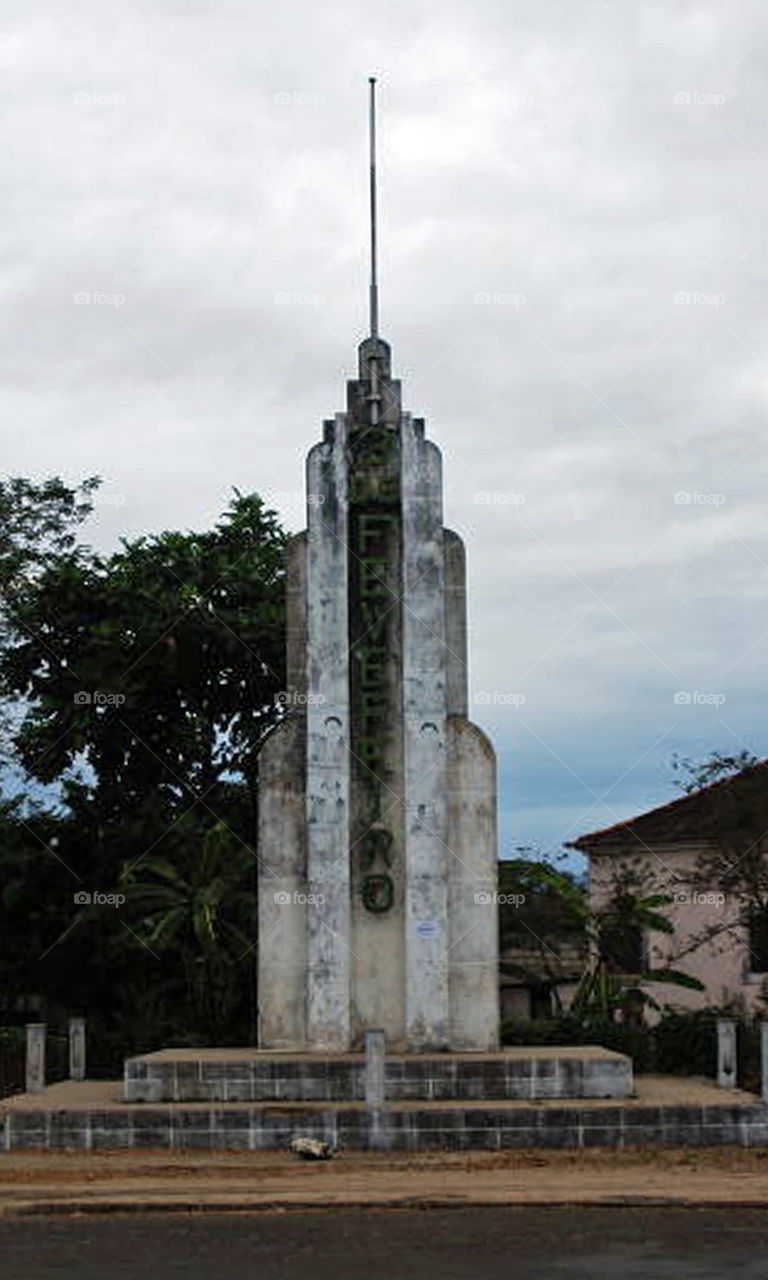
(257, 81), (499, 1053)
(123, 84), (633, 1126)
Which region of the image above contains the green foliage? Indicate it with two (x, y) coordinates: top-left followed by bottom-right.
(502, 1008), (762, 1089)
(671, 749), (759, 795)
(571, 866), (704, 1021)
(0, 475), (100, 597)
(652, 1009), (719, 1078)
(498, 858), (586, 948)
(500, 1014), (653, 1070)
(669, 751), (768, 931)
(0, 477), (288, 1048)
(0, 1026), (25, 1048)
(122, 819), (257, 1044)
(2, 488), (286, 805)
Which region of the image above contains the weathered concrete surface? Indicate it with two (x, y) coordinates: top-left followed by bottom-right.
(5, 1074), (767, 1153)
(123, 1046), (632, 1103)
(257, 338), (500, 1052)
(68, 1018), (86, 1084)
(256, 714), (307, 1050)
(401, 420), (449, 1049)
(285, 532), (307, 699)
(446, 718), (500, 1050)
(348, 377), (405, 1049)
(443, 529), (468, 718)
(305, 418), (351, 1052)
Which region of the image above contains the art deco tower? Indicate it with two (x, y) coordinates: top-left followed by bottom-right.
(257, 83), (499, 1053)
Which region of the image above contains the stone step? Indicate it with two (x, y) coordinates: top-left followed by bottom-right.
(124, 1046), (632, 1103)
(5, 1096), (766, 1152)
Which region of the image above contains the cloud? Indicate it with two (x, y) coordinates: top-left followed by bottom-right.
(2, 0), (767, 863)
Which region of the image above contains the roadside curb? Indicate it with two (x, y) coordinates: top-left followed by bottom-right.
(3, 1194), (768, 1217)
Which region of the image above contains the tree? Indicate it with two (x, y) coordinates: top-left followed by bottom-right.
(0, 475), (100, 598)
(0, 478), (288, 1048)
(497, 856), (587, 1016)
(2, 489), (286, 815)
(671, 750), (759, 795)
(498, 857), (585, 946)
(122, 817), (256, 1044)
(572, 865), (704, 1024)
(673, 751), (768, 979)
(0, 475), (101, 772)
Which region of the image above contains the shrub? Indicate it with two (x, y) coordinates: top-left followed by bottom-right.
(501, 1007), (762, 1089)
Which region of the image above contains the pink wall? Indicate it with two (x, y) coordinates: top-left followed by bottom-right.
(588, 842), (768, 1016)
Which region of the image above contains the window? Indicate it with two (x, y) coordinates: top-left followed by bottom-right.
(600, 918), (646, 974)
(747, 906), (768, 974)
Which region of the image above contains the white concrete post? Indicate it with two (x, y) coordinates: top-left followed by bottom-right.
(761, 1021), (768, 1105)
(716, 1017), (737, 1089)
(305, 421), (352, 1052)
(25, 1023), (46, 1094)
(69, 1017), (86, 1082)
(365, 1029), (386, 1149)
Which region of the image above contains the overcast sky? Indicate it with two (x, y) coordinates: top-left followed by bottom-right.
(4, 0), (768, 868)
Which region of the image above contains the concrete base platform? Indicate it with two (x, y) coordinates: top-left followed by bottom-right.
(124, 1046), (632, 1103)
(2, 1077), (765, 1152)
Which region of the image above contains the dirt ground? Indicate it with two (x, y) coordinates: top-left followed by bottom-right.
(0, 1146), (767, 1215)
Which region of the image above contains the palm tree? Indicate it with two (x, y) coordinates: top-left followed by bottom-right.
(122, 820), (256, 1043)
(572, 869), (704, 1024)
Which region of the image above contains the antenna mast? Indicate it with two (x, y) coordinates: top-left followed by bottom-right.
(368, 76), (379, 340)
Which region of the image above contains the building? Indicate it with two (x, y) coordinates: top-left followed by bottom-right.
(500, 937), (586, 1021)
(571, 763), (768, 1014)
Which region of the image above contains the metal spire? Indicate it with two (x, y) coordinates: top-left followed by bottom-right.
(368, 75), (379, 340)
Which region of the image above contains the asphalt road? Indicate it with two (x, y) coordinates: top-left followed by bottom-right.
(1, 1207), (767, 1278)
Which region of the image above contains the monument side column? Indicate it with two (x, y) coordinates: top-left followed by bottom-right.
(257, 534), (308, 1049)
(442, 530), (499, 1049)
(443, 530), (468, 718)
(401, 418), (450, 1049)
(446, 717), (500, 1049)
(305, 417), (352, 1051)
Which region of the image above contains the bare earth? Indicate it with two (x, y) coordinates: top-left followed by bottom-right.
(2, 1075), (766, 1215)
(3, 1072), (757, 1111)
(0, 1146), (767, 1215)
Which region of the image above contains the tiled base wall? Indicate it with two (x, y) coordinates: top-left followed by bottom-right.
(3, 1103), (767, 1151)
(124, 1056), (633, 1103)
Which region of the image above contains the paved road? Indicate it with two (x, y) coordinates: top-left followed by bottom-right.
(0, 1207), (767, 1278)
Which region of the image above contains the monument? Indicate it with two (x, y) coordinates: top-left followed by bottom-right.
(122, 84), (633, 1126)
(257, 79), (499, 1053)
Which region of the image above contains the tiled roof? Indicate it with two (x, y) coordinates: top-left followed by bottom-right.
(569, 760), (768, 851)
